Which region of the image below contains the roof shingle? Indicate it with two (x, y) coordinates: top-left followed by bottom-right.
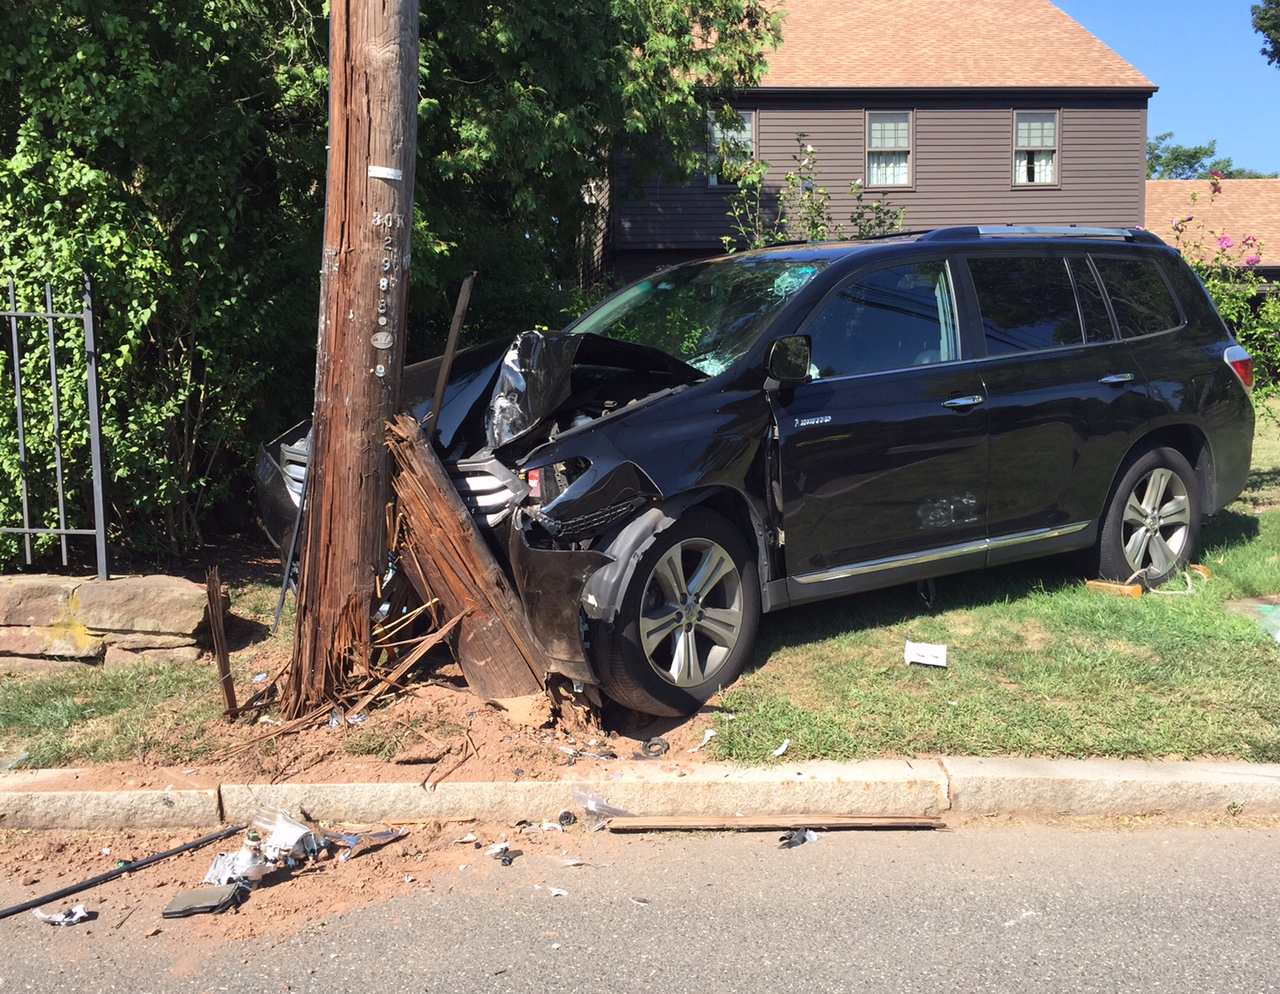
(1145, 179), (1280, 270)
(760, 0), (1154, 90)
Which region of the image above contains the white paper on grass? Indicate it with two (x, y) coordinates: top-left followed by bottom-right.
(904, 640), (948, 668)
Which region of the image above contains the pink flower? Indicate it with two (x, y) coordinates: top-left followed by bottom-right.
(1245, 254), (1262, 266)
(1211, 170), (1226, 179)
(1218, 235), (1234, 250)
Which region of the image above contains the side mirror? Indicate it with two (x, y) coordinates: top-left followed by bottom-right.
(767, 335), (811, 385)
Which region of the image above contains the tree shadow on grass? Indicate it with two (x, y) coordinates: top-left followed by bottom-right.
(1201, 508), (1263, 550)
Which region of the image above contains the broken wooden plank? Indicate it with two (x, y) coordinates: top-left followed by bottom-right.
(605, 814), (946, 832)
(387, 414), (550, 702)
(205, 568), (236, 719)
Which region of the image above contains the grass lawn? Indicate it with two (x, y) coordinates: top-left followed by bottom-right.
(713, 406), (1280, 764)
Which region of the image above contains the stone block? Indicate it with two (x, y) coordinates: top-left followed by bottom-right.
(104, 644), (203, 668)
(0, 575), (76, 626)
(102, 632), (199, 650)
(0, 625), (104, 659)
(73, 575), (208, 635)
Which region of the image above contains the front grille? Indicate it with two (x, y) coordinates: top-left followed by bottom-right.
(449, 456), (527, 528)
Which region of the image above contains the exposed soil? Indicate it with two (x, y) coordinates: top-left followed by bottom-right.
(1, 532), (728, 940)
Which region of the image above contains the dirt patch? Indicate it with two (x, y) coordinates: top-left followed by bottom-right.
(0, 815), (623, 945)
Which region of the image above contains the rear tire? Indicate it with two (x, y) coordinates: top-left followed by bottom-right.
(1097, 446), (1200, 588)
(598, 509), (760, 717)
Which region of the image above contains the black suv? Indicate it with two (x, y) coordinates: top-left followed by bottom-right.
(259, 227), (1256, 716)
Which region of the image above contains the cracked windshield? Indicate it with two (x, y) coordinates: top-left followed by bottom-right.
(570, 256), (827, 375)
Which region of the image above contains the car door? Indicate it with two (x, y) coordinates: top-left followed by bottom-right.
(959, 251), (1158, 561)
(772, 258), (990, 594)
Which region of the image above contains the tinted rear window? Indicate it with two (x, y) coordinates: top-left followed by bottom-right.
(1090, 257), (1182, 339)
(969, 256), (1083, 355)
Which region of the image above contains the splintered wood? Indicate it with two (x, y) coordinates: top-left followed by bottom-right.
(387, 414), (550, 702)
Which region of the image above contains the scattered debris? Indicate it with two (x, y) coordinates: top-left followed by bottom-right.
(572, 787), (635, 830)
(687, 729), (716, 753)
(778, 828), (819, 849)
(453, 832), (478, 844)
(162, 884), (243, 919)
(557, 810), (577, 827)
(904, 640), (948, 668)
(771, 738), (791, 757)
(538, 822), (564, 833)
(641, 736), (670, 757)
(32, 905), (90, 926)
(547, 886), (569, 897)
(629, 897), (651, 906)
(0, 824), (246, 923)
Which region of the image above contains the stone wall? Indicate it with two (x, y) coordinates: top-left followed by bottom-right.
(0, 575), (212, 670)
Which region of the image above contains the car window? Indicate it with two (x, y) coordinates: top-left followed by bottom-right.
(969, 256), (1084, 355)
(807, 261), (958, 378)
(1090, 256), (1182, 339)
(568, 256), (827, 376)
(1067, 256), (1116, 344)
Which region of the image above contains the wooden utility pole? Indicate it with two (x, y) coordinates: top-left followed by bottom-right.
(285, 0), (420, 718)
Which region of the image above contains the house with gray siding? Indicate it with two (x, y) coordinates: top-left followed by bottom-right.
(612, 0), (1156, 281)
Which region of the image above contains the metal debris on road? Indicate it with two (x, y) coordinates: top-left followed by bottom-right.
(777, 828), (819, 849)
(32, 905), (89, 926)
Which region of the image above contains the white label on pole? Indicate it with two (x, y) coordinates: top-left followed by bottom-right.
(371, 332), (394, 350)
(368, 165), (403, 181)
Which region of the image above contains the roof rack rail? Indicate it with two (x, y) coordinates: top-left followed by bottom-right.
(918, 225), (1164, 244)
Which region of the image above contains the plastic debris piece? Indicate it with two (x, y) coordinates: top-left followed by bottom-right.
(771, 739), (790, 757)
(777, 828), (819, 849)
(688, 729), (717, 753)
(904, 640), (948, 668)
(347, 712), (367, 725)
(551, 943), (562, 950)
(486, 842), (509, 856)
(630, 897), (651, 906)
(572, 787), (634, 830)
(318, 824), (406, 862)
(33, 904), (89, 926)
(162, 884), (243, 918)
(404, 874), (415, 884)
(328, 710), (342, 728)
(548, 887), (569, 897)
(540, 822), (564, 833)
(101, 848), (111, 856)
(253, 672), (268, 683)
(497, 849), (523, 866)
(251, 809), (325, 862)
(641, 736), (669, 757)
(454, 832), (478, 844)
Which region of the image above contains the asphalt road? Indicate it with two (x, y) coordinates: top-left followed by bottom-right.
(4, 823), (1279, 993)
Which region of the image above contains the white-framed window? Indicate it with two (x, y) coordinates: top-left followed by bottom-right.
(707, 110), (755, 187)
(1014, 111), (1058, 185)
(866, 111), (912, 187)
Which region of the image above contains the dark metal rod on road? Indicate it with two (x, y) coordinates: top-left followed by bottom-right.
(0, 823), (247, 921)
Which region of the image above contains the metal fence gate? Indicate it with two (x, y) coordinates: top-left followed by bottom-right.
(1, 279), (109, 579)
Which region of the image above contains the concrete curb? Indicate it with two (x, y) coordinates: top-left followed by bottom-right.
(4, 758), (1280, 831)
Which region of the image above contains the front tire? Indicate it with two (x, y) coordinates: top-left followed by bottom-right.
(598, 509), (760, 717)
(1097, 446), (1200, 588)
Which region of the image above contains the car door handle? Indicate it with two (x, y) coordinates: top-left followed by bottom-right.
(941, 395), (985, 409)
(1098, 372), (1135, 385)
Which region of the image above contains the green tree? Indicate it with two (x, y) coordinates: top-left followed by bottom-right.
(0, 0), (327, 564)
(1256, 0), (1280, 66)
(414, 0), (783, 348)
(1147, 133), (1275, 180)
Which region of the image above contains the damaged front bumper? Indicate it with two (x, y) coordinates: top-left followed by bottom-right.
(507, 512), (612, 685)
